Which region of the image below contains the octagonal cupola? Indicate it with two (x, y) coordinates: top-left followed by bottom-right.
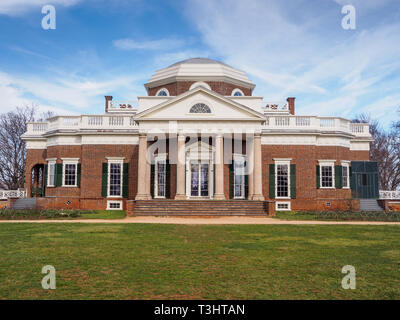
(144, 57), (255, 96)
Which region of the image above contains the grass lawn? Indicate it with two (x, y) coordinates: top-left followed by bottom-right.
(78, 210), (125, 220)
(275, 211), (400, 221)
(0, 223), (400, 299)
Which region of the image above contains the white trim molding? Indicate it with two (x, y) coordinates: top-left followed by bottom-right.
(156, 88), (170, 96)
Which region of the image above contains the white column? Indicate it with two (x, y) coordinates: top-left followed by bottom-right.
(214, 134), (225, 200)
(135, 134), (151, 200)
(175, 133), (186, 200)
(252, 134), (264, 201)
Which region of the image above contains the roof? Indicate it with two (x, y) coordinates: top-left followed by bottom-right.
(169, 58), (232, 68)
(145, 57), (255, 90)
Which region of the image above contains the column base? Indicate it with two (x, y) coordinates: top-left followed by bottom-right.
(135, 194), (152, 200)
(174, 194), (187, 200)
(252, 194), (265, 201)
(213, 194), (226, 200)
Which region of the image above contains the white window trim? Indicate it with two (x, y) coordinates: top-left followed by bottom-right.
(275, 160), (291, 199)
(156, 88), (169, 96)
(232, 88), (244, 96)
(154, 155), (167, 199)
(189, 81), (211, 91)
(318, 160), (335, 189)
(107, 200), (123, 211)
(276, 201), (291, 211)
(108, 159), (124, 198)
(47, 160), (56, 187)
(62, 159), (79, 188)
(233, 154), (246, 199)
(341, 161), (350, 189)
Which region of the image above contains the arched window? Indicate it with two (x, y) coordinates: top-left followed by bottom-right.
(232, 88), (244, 96)
(156, 88), (169, 96)
(189, 103), (211, 114)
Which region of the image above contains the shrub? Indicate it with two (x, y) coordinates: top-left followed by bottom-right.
(0, 209), (97, 219)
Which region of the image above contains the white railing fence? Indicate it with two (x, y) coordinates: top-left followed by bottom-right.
(0, 190), (26, 200)
(379, 190), (400, 200)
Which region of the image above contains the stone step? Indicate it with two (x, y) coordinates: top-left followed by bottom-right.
(133, 200), (268, 216)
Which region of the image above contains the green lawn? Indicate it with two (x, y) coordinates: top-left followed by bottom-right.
(0, 223), (399, 299)
(275, 210), (400, 221)
(79, 210), (125, 219)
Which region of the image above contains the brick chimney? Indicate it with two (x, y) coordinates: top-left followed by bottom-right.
(287, 97), (295, 115)
(105, 96), (113, 113)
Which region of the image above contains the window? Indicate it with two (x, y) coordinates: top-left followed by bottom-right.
(275, 161), (290, 198)
(189, 103), (211, 114)
(342, 163), (350, 188)
(47, 160), (56, 187)
(62, 159), (79, 187)
(156, 88), (169, 96)
(321, 165), (334, 188)
(189, 82), (211, 90)
(232, 88), (244, 96)
(107, 200), (122, 210)
(155, 156), (166, 198)
(276, 201), (291, 211)
(233, 155), (245, 199)
(108, 161), (123, 197)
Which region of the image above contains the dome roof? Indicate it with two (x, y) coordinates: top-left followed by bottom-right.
(146, 57), (255, 90)
(169, 58), (232, 68)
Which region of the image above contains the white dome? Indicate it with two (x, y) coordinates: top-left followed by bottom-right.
(145, 57), (255, 90)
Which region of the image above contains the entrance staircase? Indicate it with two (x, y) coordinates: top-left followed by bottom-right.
(133, 200), (268, 217)
(360, 199), (383, 212)
(11, 198), (37, 210)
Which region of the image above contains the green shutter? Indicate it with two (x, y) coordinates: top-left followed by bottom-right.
(349, 166), (355, 192)
(150, 164), (155, 198)
(269, 164), (275, 199)
(316, 165), (320, 189)
(229, 161), (234, 199)
(43, 164), (48, 197)
(101, 163), (108, 198)
(122, 163), (129, 198)
(335, 165), (342, 189)
(77, 164), (81, 188)
(290, 164), (296, 199)
(166, 160), (171, 199)
(55, 163), (63, 187)
(213, 163), (216, 196)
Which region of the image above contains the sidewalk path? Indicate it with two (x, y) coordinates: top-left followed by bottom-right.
(1, 216), (400, 225)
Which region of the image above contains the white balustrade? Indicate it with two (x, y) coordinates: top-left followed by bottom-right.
(0, 190), (26, 200)
(379, 190), (400, 200)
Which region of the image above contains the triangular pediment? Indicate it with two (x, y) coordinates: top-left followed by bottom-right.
(135, 87), (265, 121)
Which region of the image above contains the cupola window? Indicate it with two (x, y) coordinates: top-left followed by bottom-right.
(232, 88), (244, 96)
(156, 88), (169, 96)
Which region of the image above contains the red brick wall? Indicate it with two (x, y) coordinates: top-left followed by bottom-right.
(148, 81), (252, 96)
(350, 150), (370, 161)
(261, 145), (365, 211)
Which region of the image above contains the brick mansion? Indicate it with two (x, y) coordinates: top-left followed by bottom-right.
(22, 58), (379, 216)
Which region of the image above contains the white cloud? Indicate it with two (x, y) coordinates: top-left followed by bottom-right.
(0, 70), (145, 115)
(0, 0), (81, 16)
(184, 0), (400, 126)
(113, 38), (185, 51)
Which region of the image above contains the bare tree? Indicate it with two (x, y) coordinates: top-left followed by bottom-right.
(0, 106), (56, 190)
(0, 106), (35, 190)
(353, 113), (400, 190)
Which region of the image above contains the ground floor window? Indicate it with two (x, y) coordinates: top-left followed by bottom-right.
(62, 159), (79, 187)
(321, 165), (334, 188)
(107, 200), (122, 210)
(342, 162), (350, 188)
(275, 160), (290, 198)
(108, 160), (123, 197)
(47, 160), (56, 187)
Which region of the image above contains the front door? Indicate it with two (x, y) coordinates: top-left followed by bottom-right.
(190, 161), (209, 197)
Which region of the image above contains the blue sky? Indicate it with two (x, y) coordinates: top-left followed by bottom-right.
(0, 0), (399, 127)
